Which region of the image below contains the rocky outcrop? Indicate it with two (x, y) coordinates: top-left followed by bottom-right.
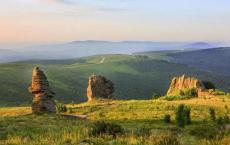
(28, 67), (56, 113)
(87, 75), (114, 101)
(167, 74), (205, 96)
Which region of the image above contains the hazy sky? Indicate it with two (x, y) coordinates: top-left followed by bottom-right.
(0, 0), (230, 44)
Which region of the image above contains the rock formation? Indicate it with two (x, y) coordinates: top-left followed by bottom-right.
(87, 75), (114, 101)
(28, 67), (56, 113)
(167, 74), (205, 96)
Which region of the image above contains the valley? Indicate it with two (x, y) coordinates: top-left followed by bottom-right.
(0, 50), (230, 106)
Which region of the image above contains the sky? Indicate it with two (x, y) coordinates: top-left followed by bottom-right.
(0, 0), (230, 44)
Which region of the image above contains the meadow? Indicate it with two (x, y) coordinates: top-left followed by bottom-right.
(1, 95), (230, 145)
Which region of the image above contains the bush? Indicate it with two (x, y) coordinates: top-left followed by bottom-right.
(209, 108), (216, 121)
(217, 115), (229, 125)
(163, 95), (194, 101)
(202, 81), (215, 89)
(91, 121), (124, 137)
(135, 127), (151, 137)
(189, 124), (221, 139)
(212, 90), (227, 96)
(163, 89), (198, 101)
(163, 114), (171, 123)
(183, 88), (198, 98)
(56, 102), (67, 113)
(184, 107), (191, 125)
(152, 92), (160, 99)
(67, 107), (73, 113)
(175, 104), (191, 127)
(148, 132), (181, 145)
(217, 117), (224, 125)
(223, 115), (230, 124)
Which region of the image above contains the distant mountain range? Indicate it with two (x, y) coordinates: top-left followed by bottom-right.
(184, 42), (216, 50)
(0, 41), (221, 62)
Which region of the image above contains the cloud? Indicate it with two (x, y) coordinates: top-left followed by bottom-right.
(40, 0), (76, 4)
(98, 7), (127, 12)
(40, 0), (127, 12)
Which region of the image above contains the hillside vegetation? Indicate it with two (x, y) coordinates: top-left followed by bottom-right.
(169, 47), (230, 76)
(0, 54), (230, 106)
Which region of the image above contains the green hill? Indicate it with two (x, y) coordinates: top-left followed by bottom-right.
(0, 54), (230, 106)
(168, 47), (230, 76)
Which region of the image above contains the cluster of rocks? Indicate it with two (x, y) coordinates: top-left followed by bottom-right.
(28, 67), (218, 113)
(28, 67), (114, 113)
(167, 74), (214, 97)
(28, 67), (56, 113)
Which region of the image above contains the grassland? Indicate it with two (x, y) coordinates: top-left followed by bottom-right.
(1, 95), (230, 145)
(0, 54), (230, 106)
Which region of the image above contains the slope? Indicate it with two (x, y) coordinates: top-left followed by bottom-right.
(0, 54), (230, 106)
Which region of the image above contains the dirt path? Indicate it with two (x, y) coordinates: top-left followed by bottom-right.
(99, 57), (105, 64)
(61, 114), (87, 119)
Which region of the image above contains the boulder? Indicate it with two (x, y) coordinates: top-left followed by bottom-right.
(87, 75), (114, 101)
(28, 67), (56, 113)
(167, 74), (205, 96)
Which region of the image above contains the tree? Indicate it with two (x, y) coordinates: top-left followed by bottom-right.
(175, 104), (191, 127)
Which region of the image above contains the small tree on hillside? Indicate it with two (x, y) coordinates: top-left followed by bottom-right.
(176, 104), (191, 127)
(176, 105), (186, 127)
(184, 107), (191, 125)
(209, 108), (216, 121)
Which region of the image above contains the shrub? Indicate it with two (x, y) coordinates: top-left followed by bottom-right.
(202, 81), (215, 89)
(56, 102), (67, 113)
(184, 107), (191, 125)
(223, 114), (230, 124)
(217, 115), (229, 125)
(175, 104), (191, 127)
(176, 105), (185, 127)
(163, 89), (198, 101)
(148, 132), (181, 145)
(67, 107), (73, 113)
(212, 90), (227, 96)
(135, 127), (151, 137)
(183, 88), (198, 98)
(163, 114), (171, 123)
(217, 117), (224, 125)
(163, 95), (192, 101)
(209, 108), (216, 121)
(152, 92), (160, 99)
(91, 121), (124, 137)
(189, 124), (221, 139)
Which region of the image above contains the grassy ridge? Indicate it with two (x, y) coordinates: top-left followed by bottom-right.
(0, 54), (230, 106)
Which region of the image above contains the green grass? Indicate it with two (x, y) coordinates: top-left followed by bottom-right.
(1, 96), (230, 145)
(0, 54), (230, 106)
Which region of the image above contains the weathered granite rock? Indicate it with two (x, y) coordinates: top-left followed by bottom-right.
(87, 75), (114, 101)
(167, 74), (205, 96)
(28, 67), (56, 113)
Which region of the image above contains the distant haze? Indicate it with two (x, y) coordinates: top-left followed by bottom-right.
(0, 41), (217, 62)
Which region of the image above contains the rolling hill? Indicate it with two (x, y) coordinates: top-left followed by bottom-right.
(168, 47), (230, 76)
(0, 54), (230, 106)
